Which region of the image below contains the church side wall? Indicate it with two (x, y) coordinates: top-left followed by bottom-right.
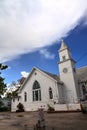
(58, 84), (65, 103)
(11, 97), (22, 112)
(78, 82), (86, 99)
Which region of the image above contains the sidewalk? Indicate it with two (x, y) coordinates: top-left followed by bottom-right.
(0, 112), (87, 130)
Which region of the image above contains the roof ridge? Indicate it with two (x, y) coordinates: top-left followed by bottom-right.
(36, 67), (57, 75)
(77, 66), (87, 70)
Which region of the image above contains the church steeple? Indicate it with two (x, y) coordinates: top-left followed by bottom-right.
(58, 40), (78, 103)
(58, 40), (72, 62)
(59, 40), (68, 52)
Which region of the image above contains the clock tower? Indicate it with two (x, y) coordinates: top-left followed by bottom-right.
(58, 40), (79, 103)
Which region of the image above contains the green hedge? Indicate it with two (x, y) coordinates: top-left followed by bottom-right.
(0, 107), (9, 111)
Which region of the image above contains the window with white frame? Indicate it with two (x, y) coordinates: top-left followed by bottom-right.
(49, 87), (53, 99)
(32, 80), (41, 101)
(24, 92), (27, 102)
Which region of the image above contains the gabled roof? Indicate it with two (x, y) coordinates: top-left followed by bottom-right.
(18, 66), (87, 93)
(38, 68), (62, 83)
(18, 67), (62, 93)
(77, 66), (87, 83)
(19, 68), (36, 92)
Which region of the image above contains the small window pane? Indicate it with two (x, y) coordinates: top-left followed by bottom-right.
(62, 56), (66, 61)
(49, 88), (53, 99)
(13, 98), (15, 102)
(24, 92), (27, 102)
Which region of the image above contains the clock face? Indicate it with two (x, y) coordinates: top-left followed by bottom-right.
(63, 68), (68, 73)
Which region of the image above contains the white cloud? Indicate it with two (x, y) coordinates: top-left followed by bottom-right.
(39, 49), (55, 59)
(0, 0), (87, 62)
(21, 71), (29, 77)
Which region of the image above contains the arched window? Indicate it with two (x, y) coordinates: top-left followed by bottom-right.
(82, 85), (86, 95)
(24, 92), (27, 102)
(32, 81), (41, 101)
(49, 87), (53, 99)
(13, 98), (15, 102)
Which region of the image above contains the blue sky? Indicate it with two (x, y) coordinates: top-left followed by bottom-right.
(0, 0), (87, 85)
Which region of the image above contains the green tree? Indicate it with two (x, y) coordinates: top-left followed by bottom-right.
(5, 81), (18, 99)
(6, 90), (18, 98)
(0, 100), (4, 107)
(6, 92), (12, 98)
(0, 63), (8, 98)
(5, 77), (26, 99)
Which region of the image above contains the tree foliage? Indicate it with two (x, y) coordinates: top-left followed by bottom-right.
(0, 63), (8, 97)
(0, 77), (7, 96)
(6, 77), (26, 99)
(0, 63), (8, 70)
(6, 90), (18, 98)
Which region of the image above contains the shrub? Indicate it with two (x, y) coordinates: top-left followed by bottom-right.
(0, 107), (9, 111)
(47, 104), (55, 112)
(16, 102), (24, 112)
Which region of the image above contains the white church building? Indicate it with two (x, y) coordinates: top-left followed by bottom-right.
(11, 41), (87, 112)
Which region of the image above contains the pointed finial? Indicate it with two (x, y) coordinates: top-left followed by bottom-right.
(62, 39), (64, 42)
(59, 39), (68, 52)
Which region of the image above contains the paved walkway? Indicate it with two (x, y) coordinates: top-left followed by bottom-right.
(0, 112), (87, 130)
